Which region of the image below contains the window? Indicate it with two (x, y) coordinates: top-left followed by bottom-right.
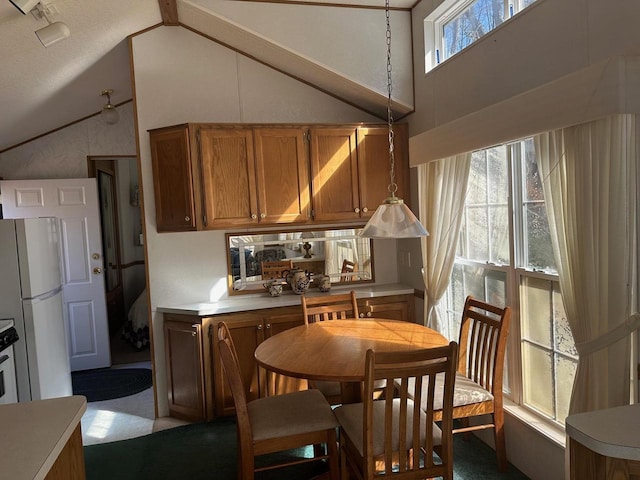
(443, 138), (578, 425)
(424, 0), (538, 71)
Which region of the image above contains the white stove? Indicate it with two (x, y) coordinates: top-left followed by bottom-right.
(0, 319), (18, 405)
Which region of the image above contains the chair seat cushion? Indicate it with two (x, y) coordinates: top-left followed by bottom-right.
(334, 398), (442, 457)
(406, 373), (494, 411)
(248, 389), (339, 442)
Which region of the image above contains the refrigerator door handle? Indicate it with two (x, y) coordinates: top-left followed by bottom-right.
(23, 285), (63, 302)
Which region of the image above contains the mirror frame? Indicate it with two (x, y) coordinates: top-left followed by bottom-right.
(226, 227), (375, 295)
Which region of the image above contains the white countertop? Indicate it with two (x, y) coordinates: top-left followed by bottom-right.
(2, 395), (87, 480)
(157, 283), (415, 316)
(566, 403), (640, 461)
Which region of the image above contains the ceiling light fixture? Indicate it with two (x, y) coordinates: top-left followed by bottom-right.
(359, 0), (428, 239)
(9, 0), (39, 14)
(28, 1), (70, 47)
(100, 89), (120, 125)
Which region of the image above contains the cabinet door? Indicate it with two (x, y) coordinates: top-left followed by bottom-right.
(164, 319), (205, 421)
(150, 125), (197, 232)
(356, 125), (408, 218)
(358, 294), (414, 322)
(213, 315), (264, 416)
(199, 127), (259, 228)
(254, 128), (311, 224)
(310, 127), (361, 222)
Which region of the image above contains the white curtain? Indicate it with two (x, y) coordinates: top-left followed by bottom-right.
(534, 114), (639, 414)
(418, 152), (472, 332)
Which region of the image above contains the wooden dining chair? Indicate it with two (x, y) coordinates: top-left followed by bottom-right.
(260, 259), (293, 280)
(217, 322), (340, 480)
(301, 290), (359, 325)
(413, 296), (512, 472)
(333, 342), (459, 480)
(301, 291), (360, 405)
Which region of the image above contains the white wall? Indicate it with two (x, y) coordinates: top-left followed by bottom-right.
(131, 25), (405, 416)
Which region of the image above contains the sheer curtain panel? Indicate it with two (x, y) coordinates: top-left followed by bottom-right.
(418, 153), (471, 332)
(534, 114), (639, 415)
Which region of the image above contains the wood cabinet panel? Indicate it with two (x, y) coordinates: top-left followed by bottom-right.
(254, 128), (310, 224)
(310, 127), (360, 222)
(199, 127), (258, 228)
(149, 125), (197, 232)
(358, 294), (414, 322)
(356, 125), (408, 217)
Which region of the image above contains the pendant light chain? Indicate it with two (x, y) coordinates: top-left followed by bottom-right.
(385, 0), (397, 197)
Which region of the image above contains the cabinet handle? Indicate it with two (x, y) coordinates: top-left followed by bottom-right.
(191, 324), (199, 336)
(359, 313), (364, 318)
(366, 312), (372, 317)
(354, 208), (360, 213)
(260, 213), (266, 219)
(362, 207), (368, 213)
(266, 323), (271, 329)
(185, 215), (190, 222)
(251, 214), (257, 219)
(257, 324), (263, 330)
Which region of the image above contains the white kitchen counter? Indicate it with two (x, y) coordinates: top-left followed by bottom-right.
(566, 403), (640, 461)
(157, 283), (415, 316)
(2, 395), (87, 480)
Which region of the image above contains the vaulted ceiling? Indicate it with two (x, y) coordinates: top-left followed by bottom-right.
(0, 0), (414, 153)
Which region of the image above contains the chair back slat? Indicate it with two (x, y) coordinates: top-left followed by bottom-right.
(361, 343), (458, 479)
(301, 291), (359, 325)
(458, 296), (511, 395)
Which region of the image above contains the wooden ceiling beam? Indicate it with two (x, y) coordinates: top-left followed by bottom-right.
(158, 0), (179, 25)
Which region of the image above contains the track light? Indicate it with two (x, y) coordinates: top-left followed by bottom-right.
(35, 21), (70, 47)
(100, 89), (120, 125)
(9, 0), (40, 14)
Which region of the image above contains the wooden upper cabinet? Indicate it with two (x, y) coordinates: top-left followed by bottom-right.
(199, 127), (258, 228)
(356, 124), (408, 218)
(309, 127), (360, 222)
(253, 128), (311, 224)
(149, 125), (198, 232)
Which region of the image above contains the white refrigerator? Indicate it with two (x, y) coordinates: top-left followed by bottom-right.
(0, 217), (72, 402)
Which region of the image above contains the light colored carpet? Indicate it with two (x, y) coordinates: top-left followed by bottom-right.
(81, 362), (190, 446)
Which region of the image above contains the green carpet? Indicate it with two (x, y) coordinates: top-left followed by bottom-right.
(84, 416), (530, 479)
(72, 368), (153, 402)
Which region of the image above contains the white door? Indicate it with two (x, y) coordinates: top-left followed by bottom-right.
(0, 178), (111, 371)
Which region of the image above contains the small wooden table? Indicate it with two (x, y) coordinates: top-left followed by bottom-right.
(254, 319), (448, 403)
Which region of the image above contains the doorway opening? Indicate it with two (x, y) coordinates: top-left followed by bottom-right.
(88, 156), (148, 365)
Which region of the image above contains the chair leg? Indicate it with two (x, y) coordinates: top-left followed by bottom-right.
(327, 428), (340, 480)
(493, 411), (508, 472)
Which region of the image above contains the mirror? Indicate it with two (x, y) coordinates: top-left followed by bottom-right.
(226, 227), (374, 294)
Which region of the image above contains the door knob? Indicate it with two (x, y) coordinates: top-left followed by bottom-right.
(92, 267), (102, 274)
(92, 253), (100, 260)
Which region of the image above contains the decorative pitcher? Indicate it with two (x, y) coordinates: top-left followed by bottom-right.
(316, 274), (331, 292)
(285, 268), (311, 295)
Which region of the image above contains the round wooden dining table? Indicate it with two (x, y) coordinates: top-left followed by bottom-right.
(254, 319), (449, 403)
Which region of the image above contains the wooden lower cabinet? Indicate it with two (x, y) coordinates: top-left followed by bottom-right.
(164, 315), (215, 421)
(163, 293), (415, 420)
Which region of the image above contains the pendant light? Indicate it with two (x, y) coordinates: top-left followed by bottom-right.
(100, 89), (120, 125)
(360, 0), (428, 239)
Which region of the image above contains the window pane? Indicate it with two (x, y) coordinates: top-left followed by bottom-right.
(556, 355), (577, 423)
(490, 205), (510, 264)
(522, 343), (553, 416)
(525, 203), (555, 270)
(467, 153), (487, 204)
(521, 276), (552, 348)
(467, 206), (489, 261)
(524, 139), (542, 201)
(488, 146), (508, 204)
(553, 284), (577, 356)
(442, 0), (506, 60)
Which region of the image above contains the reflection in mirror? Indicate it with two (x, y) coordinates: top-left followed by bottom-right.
(227, 228), (374, 293)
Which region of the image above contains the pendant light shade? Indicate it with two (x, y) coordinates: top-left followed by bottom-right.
(360, 0), (428, 239)
(360, 197), (428, 238)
